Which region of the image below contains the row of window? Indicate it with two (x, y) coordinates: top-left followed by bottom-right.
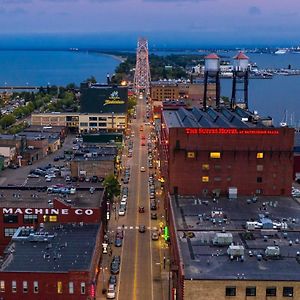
(187, 151), (264, 159)
(225, 286), (293, 297)
(201, 176), (264, 183)
(89, 117), (107, 121)
(201, 164), (264, 171)
(4, 214), (58, 225)
(0, 280), (86, 295)
(4, 214), (38, 224)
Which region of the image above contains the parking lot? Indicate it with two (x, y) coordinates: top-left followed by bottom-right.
(0, 134), (75, 186)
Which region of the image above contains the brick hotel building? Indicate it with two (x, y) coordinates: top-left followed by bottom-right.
(160, 106), (294, 197)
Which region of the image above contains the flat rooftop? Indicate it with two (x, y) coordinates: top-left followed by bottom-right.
(0, 185), (104, 208)
(171, 195), (300, 281)
(163, 106), (274, 129)
(1, 223), (99, 272)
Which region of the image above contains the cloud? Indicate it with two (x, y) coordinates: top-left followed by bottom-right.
(248, 6), (261, 16)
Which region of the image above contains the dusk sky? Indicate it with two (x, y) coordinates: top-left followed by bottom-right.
(0, 0), (300, 48)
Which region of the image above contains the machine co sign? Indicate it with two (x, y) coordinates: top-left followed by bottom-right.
(185, 128), (280, 135)
(2, 208), (94, 216)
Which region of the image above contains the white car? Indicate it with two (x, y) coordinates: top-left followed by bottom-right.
(106, 284), (116, 299)
(140, 166), (145, 172)
(46, 177), (52, 182)
(120, 199), (127, 206)
(118, 208), (126, 216)
(45, 174), (56, 178)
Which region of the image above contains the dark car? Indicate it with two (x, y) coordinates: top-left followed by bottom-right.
(53, 156), (60, 162)
(116, 229), (123, 239)
(139, 225), (146, 233)
(150, 202), (157, 211)
(151, 212), (157, 220)
(138, 206), (145, 213)
(110, 262), (120, 274)
(109, 275), (117, 286)
(115, 237), (122, 247)
(112, 255), (121, 264)
(91, 175), (98, 183)
(79, 176), (85, 182)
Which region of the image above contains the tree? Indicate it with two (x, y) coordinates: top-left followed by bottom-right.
(103, 174), (120, 201)
(0, 114), (16, 129)
(86, 76), (97, 84)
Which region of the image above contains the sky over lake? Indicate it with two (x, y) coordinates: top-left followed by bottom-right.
(0, 0), (299, 47)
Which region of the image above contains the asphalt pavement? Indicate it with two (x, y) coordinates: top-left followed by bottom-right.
(97, 96), (170, 300)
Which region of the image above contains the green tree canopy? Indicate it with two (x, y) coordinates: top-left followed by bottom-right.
(103, 174), (120, 201)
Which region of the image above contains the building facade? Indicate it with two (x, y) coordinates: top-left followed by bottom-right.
(160, 106), (294, 197)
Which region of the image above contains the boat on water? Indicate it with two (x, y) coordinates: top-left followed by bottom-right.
(275, 49), (287, 55)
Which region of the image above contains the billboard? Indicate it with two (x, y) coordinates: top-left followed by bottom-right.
(80, 85), (128, 114)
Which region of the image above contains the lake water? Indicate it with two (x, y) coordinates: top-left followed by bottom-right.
(0, 50), (119, 87)
(0, 49), (299, 124)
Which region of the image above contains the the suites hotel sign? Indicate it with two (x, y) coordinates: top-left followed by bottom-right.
(2, 208), (94, 216)
(185, 128), (280, 135)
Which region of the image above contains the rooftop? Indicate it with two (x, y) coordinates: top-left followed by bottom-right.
(171, 195), (300, 281)
(163, 106), (274, 129)
(0, 185), (104, 208)
(1, 223), (99, 273)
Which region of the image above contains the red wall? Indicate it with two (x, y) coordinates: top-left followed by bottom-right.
(0, 199), (101, 254)
(164, 127), (294, 196)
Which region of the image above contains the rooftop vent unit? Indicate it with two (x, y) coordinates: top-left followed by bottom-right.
(227, 244), (245, 257)
(213, 233), (233, 246)
(265, 246), (280, 257)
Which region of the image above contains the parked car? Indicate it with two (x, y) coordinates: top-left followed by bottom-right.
(106, 284), (116, 299)
(115, 237), (123, 247)
(110, 261), (120, 274)
(108, 275), (117, 286)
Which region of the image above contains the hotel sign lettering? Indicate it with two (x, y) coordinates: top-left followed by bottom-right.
(2, 208), (94, 216)
(185, 128), (280, 135)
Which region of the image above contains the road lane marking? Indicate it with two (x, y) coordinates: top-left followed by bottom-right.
(133, 100), (143, 300)
(130, 226), (133, 229)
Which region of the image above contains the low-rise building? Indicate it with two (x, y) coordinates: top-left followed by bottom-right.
(160, 106), (294, 197)
(168, 194), (300, 300)
(0, 223), (101, 300)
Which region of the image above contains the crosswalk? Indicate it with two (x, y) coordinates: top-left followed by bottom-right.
(115, 225), (158, 231)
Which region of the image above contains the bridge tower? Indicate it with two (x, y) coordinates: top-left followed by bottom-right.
(134, 37), (151, 95)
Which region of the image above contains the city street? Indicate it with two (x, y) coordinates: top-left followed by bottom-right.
(97, 96), (170, 300)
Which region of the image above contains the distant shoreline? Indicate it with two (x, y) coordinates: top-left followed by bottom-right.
(100, 53), (126, 63)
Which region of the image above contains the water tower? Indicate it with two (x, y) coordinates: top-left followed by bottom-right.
(231, 52), (249, 109)
(203, 53), (220, 110)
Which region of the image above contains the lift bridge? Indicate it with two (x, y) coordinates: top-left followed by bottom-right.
(134, 37), (151, 95)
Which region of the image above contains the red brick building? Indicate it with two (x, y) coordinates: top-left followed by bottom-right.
(160, 106), (294, 197)
(0, 223), (101, 300)
(0, 187), (104, 254)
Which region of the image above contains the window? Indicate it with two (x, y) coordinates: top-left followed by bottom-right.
(12, 281), (17, 293)
(257, 165), (264, 171)
(98, 117), (106, 121)
(246, 287), (256, 296)
(69, 282), (74, 294)
(266, 287), (276, 296)
(225, 286), (236, 296)
(257, 177), (262, 183)
(214, 165), (221, 170)
(214, 177), (221, 182)
(49, 215), (57, 222)
(98, 122), (106, 127)
(23, 281), (28, 293)
(187, 151), (195, 158)
(24, 214), (38, 224)
(4, 228), (17, 237)
(81, 282), (86, 294)
(202, 164), (209, 170)
(0, 281), (5, 293)
(3, 214), (18, 223)
(89, 122), (97, 127)
(257, 152), (264, 159)
(210, 152), (221, 159)
(57, 281), (62, 294)
(33, 281), (39, 293)
(227, 177), (232, 181)
(283, 287), (293, 297)
(89, 117), (97, 121)
(80, 122), (88, 127)
(202, 176), (209, 182)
